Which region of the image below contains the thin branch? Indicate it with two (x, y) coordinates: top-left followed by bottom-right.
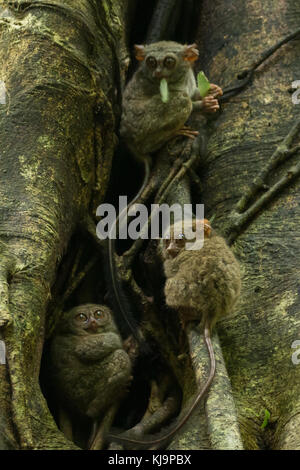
(124, 143), (200, 266)
(110, 394), (179, 450)
(221, 28), (300, 101)
(134, 174), (158, 207)
(61, 256), (100, 306)
(47, 237), (101, 337)
(188, 167), (202, 189)
(80, 216), (106, 254)
(118, 376), (180, 447)
(69, 246), (84, 286)
(163, 152), (198, 201)
(227, 160), (300, 244)
(221, 71), (254, 101)
(224, 118), (300, 242)
(236, 120), (300, 213)
(154, 157), (182, 204)
(90, 405), (119, 450)
(248, 27), (300, 71)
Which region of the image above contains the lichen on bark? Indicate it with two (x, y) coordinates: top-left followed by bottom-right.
(196, 0), (300, 450)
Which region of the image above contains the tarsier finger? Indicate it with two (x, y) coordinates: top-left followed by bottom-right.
(209, 83), (223, 97)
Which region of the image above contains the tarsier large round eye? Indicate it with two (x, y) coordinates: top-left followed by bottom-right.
(164, 56), (176, 69)
(76, 313), (88, 322)
(94, 310), (106, 320)
(176, 233), (186, 246)
(146, 56), (157, 70)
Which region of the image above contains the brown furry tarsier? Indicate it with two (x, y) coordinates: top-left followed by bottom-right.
(109, 219), (241, 448)
(120, 41), (222, 157)
(107, 44), (224, 448)
(49, 304), (132, 448)
(109, 41), (223, 347)
(163, 219), (241, 328)
(162, 219), (241, 434)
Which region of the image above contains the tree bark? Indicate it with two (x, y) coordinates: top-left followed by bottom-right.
(0, 0), (129, 449)
(196, 0), (300, 450)
(1, 0), (299, 451)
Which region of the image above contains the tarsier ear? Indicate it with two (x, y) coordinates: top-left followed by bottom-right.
(193, 218), (212, 238)
(134, 44), (146, 61)
(203, 219), (212, 238)
(184, 43), (199, 62)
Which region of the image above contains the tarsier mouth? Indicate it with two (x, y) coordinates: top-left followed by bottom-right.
(166, 247), (181, 258)
(85, 322), (99, 332)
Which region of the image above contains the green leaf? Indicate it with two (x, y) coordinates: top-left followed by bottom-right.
(210, 213), (216, 224)
(197, 71), (210, 98)
(261, 409), (271, 429)
(160, 78), (169, 103)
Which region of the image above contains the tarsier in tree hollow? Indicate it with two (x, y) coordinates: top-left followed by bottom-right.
(49, 304), (132, 446)
(108, 220), (241, 448)
(108, 41), (223, 349)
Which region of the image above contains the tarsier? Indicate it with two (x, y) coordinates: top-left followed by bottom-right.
(161, 218), (241, 438)
(109, 41), (223, 348)
(120, 41), (222, 156)
(107, 42), (225, 447)
(163, 218), (241, 328)
(108, 219), (241, 448)
(49, 304), (132, 447)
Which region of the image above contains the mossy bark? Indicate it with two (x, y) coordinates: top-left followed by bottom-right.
(0, 0), (299, 451)
(0, 0), (130, 450)
(154, 0), (300, 451)
(196, 0), (300, 449)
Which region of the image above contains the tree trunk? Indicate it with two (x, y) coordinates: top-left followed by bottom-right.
(0, 0), (299, 451)
(0, 0), (129, 449)
(196, 0), (300, 450)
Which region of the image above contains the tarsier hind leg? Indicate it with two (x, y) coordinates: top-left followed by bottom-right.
(176, 127), (199, 139)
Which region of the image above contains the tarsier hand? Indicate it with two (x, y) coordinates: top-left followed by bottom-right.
(202, 84), (223, 113)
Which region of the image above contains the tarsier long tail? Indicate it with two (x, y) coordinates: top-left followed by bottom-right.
(108, 319), (216, 447)
(108, 157), (151, 344)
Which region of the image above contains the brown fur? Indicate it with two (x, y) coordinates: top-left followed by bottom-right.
(120, 42), (198, 156)
(163, 233), (241, 327)
(49, 304), (132, 420)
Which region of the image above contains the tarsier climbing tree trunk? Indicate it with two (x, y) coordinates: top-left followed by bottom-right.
(0, 0), (299, 451)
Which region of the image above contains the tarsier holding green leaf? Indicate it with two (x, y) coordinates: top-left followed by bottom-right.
(49, 304), (132, 447)
(120, 41), (222, 157)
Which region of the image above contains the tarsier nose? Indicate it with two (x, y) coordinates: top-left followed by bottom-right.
(167, 243), (179, 258)
(89, 320), (98, 330)
(154, 69), (163, 78)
